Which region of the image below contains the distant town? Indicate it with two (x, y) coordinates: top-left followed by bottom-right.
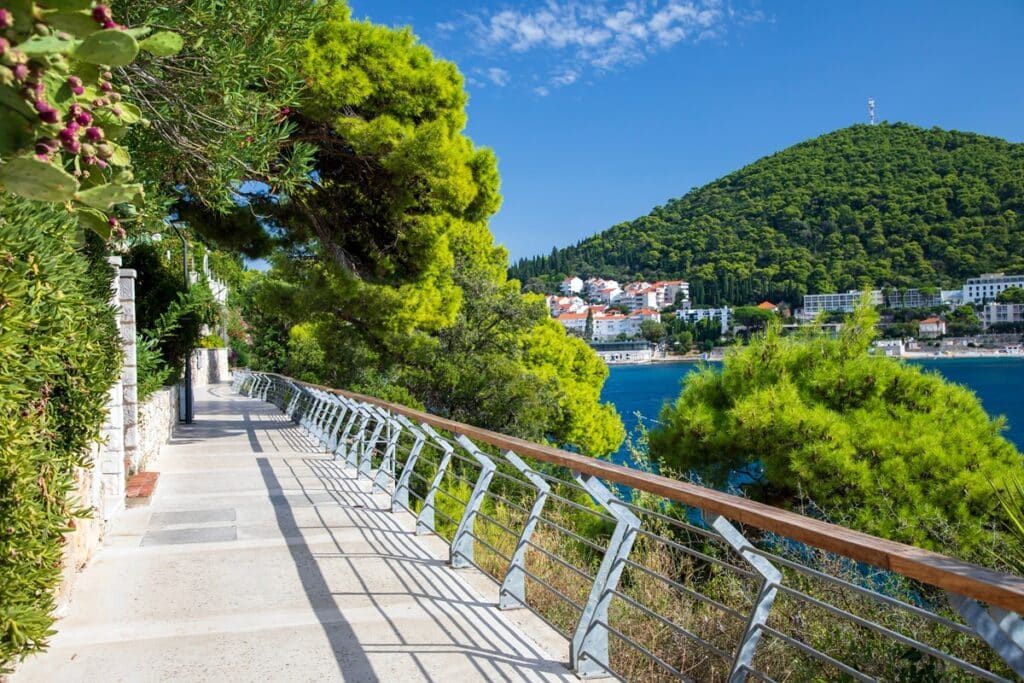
(548, 273), (1024, 363)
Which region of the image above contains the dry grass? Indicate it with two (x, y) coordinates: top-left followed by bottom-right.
(387, 431), (1011, 682)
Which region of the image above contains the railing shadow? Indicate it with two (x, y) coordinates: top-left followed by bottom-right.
(255, 449), (570, 681)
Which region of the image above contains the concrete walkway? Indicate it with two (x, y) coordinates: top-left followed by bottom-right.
(15, 385), (571, 682)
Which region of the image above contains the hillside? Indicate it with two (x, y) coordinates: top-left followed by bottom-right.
(510, 124), (1024, 305)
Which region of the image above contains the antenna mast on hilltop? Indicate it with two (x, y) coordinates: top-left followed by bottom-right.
(868, 97), (876, 125)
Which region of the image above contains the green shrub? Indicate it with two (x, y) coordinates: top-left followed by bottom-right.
(136, 335), (173, 402)
(0, 199), (120, 672)
(124, 243), (220, 387)
(198, 333), (224, 349)
(650, 304), (1023, 559)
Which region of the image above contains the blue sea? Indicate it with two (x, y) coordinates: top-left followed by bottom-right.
(601, 358), (1024, 465)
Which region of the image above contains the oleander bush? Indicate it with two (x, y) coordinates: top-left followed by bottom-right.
(0, 198), (120, 672)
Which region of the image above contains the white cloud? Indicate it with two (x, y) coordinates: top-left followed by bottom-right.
(453, 1), (761, 93)
(534, 86), (551, 96)
(486, 67), (512, 86)
(552, 69), (579, 85)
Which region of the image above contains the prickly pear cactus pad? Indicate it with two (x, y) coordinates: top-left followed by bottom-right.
(0, 3), (179, 239)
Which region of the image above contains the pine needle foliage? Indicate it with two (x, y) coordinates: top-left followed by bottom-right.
(649, 303), (1023, 558)
(111, 0), (329, 212)
(236, 5), (625, 456)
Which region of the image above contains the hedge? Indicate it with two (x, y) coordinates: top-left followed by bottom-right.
(0, 199), (120, 672)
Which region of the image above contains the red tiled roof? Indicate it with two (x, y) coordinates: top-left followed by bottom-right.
(757, 301), (776, 310)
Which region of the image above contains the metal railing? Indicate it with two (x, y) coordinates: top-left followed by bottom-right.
(233, 370), (1024, 681)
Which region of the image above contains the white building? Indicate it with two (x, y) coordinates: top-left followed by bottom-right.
(592, 286), (624, 305)
(918, 317), (946, 338)
(621, 282), (658, 310)
(872, 339), (905, 357)
(625, 308), (661, 337)
(883, 288), (942, 309)
(941, 289), (965, 307)
(584, 278), (620, 297)
(654, 280), (689, 308)
(677, 307), (731, 335)
(963, 273), (1024, 304)
(589, 341), (657, 364)
(546, 295), (587, 316)
(801, 290), (884, 319)
(559, 276), (584, 295)
(554, 311), (588, 336)
(555, 306), (662, 341)
(981, 302), (1024, 329)
(592, 313), (628, 340)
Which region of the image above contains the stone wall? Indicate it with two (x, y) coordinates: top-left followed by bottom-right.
(98, 257), (126, 521)
(55, 446), (105, 609)
(190, 347), (231, 386)
(137, 387), (178, 473)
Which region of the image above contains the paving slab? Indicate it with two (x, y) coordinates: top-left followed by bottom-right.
(14, 385), (571, 683)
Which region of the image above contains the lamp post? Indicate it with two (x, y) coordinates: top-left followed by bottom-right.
(170, 222), (194, 424)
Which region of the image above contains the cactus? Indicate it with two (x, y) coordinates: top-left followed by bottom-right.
(46, 10), (103, 37)
(138, 31), (182, 57)
(74, 206), (113, 238)
(18, 35), (75, 56)
(0, 156), (79, 202)
(75, 181), (143, 209)
(44, 0), (93, 10)
(73, 28), (138, 65)
(0, 2), (178, 239)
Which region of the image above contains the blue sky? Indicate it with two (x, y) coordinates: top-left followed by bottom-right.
(349, 1), (1024, 262)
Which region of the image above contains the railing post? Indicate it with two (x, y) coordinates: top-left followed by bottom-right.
(259, 375), (271, 401)
(570, 473), (640, 679)
(499, 450), (550, 610)
(708, 515), (782, 683)
(359, 407), (387, 479)
(373, 412), (403, 494)
(303, 389), (325, 436)
(416, 424), (453, 536)
(947, 593), (1024, 676)
(297, 388), (317, 432)
(392, 415), (426, 514)
(285, 381), (303, 419)
(246, 374), (261, 398)
(348, 408), (372, 470)
(450, 435), (496, 569)
(334, 400), (362, 462)
(991, 606), (1024, 653)
(323, 396), (347, 451)
(311, 391), (333, 445)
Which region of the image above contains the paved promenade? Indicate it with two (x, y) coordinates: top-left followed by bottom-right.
(15, 385), (570, 682)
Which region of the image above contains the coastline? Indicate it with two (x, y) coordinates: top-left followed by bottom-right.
(603, 349), (1024, 366)
(606, 353), (723, 366)
(901, 349), (1024, 360)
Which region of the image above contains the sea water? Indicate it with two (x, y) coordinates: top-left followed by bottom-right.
(601, 357), (1024, 466)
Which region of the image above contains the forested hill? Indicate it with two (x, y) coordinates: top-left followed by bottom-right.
(510, 124), (1024, 306)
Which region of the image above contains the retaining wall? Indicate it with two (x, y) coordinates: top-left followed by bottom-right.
(137, 387), (178, 473)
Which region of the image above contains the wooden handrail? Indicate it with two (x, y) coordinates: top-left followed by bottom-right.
(263, 372), (1024, 614)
